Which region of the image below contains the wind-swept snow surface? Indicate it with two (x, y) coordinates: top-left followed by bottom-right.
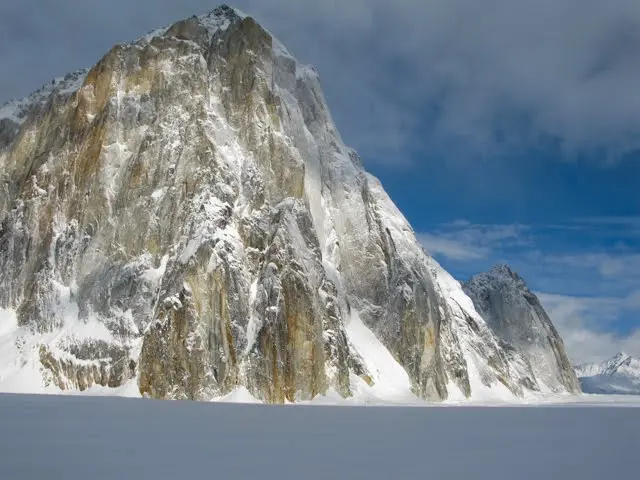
(0, 394), (638, 480)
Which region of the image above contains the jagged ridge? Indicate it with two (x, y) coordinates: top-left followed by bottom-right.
(463, 265), (581, 394)
(575, 353), (640, 395)
(0, 5), (578, 403)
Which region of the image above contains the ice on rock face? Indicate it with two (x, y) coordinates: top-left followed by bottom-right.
(0, 69), (88, 125)
(0, 5), (578, 403)
(0, 69), (88, 151)
(135, 5), (247, 46)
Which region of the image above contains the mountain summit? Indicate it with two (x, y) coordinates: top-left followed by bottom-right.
(575, 353), (640, 395)
(0, 5), (578, 403)
(463, 265), (581, 394)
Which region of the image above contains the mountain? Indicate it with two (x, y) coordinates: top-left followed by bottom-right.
(575, 353), (640, 395)
(463, 265), (581, 394)
(0, 5), (575, 403)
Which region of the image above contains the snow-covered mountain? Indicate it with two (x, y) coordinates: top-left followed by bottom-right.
(463, 265), (581, 394)
(575, 353), (640, 395)
(0, 5), (578, 403)
(0, 70), (88, 149)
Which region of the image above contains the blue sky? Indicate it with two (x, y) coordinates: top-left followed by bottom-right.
(1, 0), (639, 363)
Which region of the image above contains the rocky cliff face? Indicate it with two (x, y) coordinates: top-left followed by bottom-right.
(463, 265), (581, 394)
(0, 5), (575, 402)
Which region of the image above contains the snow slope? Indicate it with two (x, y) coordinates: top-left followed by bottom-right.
(344, 311), (421, 404)
(0, 70), (87, 125)
(575, 353), (640, 395)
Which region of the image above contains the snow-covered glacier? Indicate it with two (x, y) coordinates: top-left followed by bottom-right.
(0, 5), (580, 403)
(1, 393), (639, 480)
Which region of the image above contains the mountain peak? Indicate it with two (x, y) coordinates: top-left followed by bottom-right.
(463, 263), (581, 394)
(613, 351), (630, 361)
(491, 263), (513, 273)
(489, 263), (522, 280)
(134, 3), (248, 47)
(202, 4), (248, 23)
(574, 352), (640, 395)
(209, 4), (247, 17)
(464, 264), (527, 292)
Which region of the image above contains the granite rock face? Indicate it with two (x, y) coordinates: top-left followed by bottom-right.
(463, 265), (581, 394)
(0, 5), (578, 402)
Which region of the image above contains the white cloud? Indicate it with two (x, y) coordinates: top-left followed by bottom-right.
(3, 0), (640, 162)
(627, 290), (640, 309)
(417, 233), (487, 260)
(418, 221), (528, 260)
(245, 0), (640, 161)
(576, 216), (640, 228)
(537, 292), (640, 364)
(543, 252), (640, 289)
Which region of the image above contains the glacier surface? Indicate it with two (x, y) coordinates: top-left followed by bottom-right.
(0, 394), (638, 479)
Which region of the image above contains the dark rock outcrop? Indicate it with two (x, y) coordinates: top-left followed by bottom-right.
(464, 265), (581, 394)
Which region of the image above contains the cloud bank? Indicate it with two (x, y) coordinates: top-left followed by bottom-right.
(2, 0), (640, 162)
(538, 293), (640, 364)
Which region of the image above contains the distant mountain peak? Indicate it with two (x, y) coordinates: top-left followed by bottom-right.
(489, 263), (525, 281)
(491, 263), (515, 274)
(612, 351), (630, 361)
(465, 264), (529, 295)
(463, 264), (580, 394)
(574, 353), (640, 395)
